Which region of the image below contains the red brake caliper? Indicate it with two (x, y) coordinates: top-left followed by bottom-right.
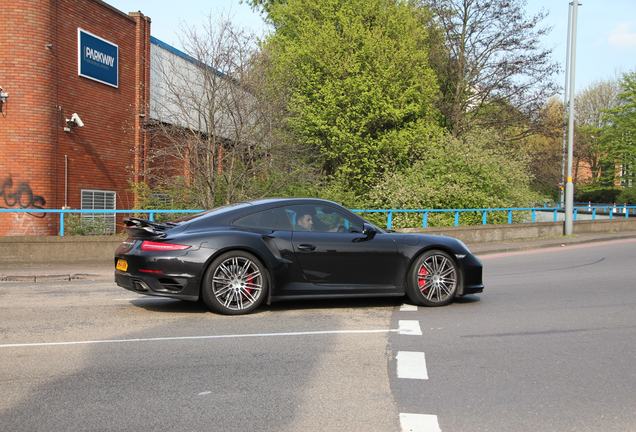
(246, 275), (254, 295)
(417, 265), (428, 291)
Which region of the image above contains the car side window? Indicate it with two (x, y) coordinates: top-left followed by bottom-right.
(287, 205), (363, 233)
(233, 207), (292, 231)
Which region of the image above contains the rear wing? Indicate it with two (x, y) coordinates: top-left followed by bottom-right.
(123, 217), (176, 239)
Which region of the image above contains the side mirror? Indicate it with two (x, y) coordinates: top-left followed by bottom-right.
(362, 223), (377, 239)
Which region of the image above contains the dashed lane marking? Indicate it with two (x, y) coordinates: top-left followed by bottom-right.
(398, 320), (422, 335)
(400, 304), (418, 312)
(399, 413), (441, 432)
(396, 351), (429, 380)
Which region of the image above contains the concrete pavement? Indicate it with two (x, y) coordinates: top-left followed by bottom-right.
(1, 238), (635, 431)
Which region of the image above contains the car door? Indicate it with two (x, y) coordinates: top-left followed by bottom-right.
(289, 204), (401, 291)
(231, 206), (304, 293)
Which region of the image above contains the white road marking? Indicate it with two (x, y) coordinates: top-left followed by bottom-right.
(198, 391), (212, 396)
(399, 413), (441, 432)
(113, 297), (175, 301)
(400, 304), (418, 312)
(0, 328), (400, 349)
(396, 351), (429, 380)
(398, 320), (422, 335)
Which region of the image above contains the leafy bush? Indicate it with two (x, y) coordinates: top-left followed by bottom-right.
(64, 214), (114, 236)
(617, 187), (636, 204)
(574, 185), (622, 203)
(369, 129), (542, 228)
(129, 179), (201, 222)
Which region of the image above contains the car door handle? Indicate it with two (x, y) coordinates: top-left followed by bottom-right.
(297, 244), (316, 251)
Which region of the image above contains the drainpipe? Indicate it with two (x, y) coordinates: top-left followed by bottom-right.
(64, 154), (68, 208)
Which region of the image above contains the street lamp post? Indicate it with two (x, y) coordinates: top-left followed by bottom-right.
(559, 3), (573, 208)
(564, 0), (580, 236)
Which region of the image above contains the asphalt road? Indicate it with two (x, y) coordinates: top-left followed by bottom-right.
(1, 238), (635, 431)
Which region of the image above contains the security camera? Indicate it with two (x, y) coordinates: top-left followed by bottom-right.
(0, 87), (8, 112)
(70, 113), (84, 128)
(64, 113), (84, 131)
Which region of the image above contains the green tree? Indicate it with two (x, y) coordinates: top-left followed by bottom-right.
(262, 0), (442, 193)
(422, 0), (559, 138)
(575, 78), (620, 183)
(522, 98), (565, 198)
(601, 72), (636, 187)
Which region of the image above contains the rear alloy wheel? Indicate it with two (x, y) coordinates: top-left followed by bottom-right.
(202, 251), (268, 315)
(406, 250), (459, 307)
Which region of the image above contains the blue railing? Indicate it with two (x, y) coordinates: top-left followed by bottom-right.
(350, 205), (636, 229)
(0, 208), (203, 237)
(1, 204), (635, 235)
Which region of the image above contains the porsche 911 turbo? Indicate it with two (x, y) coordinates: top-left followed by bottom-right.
(114, 198), (483, 314)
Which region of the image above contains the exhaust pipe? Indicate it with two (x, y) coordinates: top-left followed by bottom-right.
(133, 280), (150, 292)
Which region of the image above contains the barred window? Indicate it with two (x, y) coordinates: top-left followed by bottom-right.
(80, 189), (116, 234)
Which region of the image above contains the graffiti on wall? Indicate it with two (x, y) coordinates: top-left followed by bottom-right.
(1, 176), (46, 218)
(9, 213), (50, 236)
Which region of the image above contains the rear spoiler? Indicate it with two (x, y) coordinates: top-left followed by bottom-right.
(123, 217), (176, 239)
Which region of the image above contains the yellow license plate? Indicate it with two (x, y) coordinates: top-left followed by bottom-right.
(116, 259), (128, 272)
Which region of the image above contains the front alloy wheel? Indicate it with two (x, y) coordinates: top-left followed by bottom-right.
(202, 251), (268, 315)
(407, 250), (458, 307)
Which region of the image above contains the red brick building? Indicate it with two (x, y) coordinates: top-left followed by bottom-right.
(0, 0), (152, 235)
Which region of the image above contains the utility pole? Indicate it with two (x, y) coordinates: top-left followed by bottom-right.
(564, 0), (579, 235)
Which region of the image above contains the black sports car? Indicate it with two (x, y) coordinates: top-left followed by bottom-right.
(114, 198), (483, 314)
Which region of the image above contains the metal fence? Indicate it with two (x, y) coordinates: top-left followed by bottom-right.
(352, 204), (636, 230)
(1, 204), (635, 236)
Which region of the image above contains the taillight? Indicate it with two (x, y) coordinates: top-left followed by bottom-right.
(138, 268), (163, 274)
(140, 241), (191, 252)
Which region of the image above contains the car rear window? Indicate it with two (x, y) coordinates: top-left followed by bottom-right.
(233, 207), (292, 231)
(173, 202), (253, 223)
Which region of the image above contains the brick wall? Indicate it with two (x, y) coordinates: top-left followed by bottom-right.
(0, 1), (57, 235)
(0, 0), (150, 235)
(146, 123), (192, 187)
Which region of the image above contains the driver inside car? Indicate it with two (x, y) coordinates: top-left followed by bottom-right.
(296, 211), (314, 231)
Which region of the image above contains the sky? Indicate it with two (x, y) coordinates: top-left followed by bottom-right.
(106, 0), (636, 93)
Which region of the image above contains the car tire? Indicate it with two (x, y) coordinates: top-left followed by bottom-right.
(406, 249), (459, 307)
(201, 251), (269, 315)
